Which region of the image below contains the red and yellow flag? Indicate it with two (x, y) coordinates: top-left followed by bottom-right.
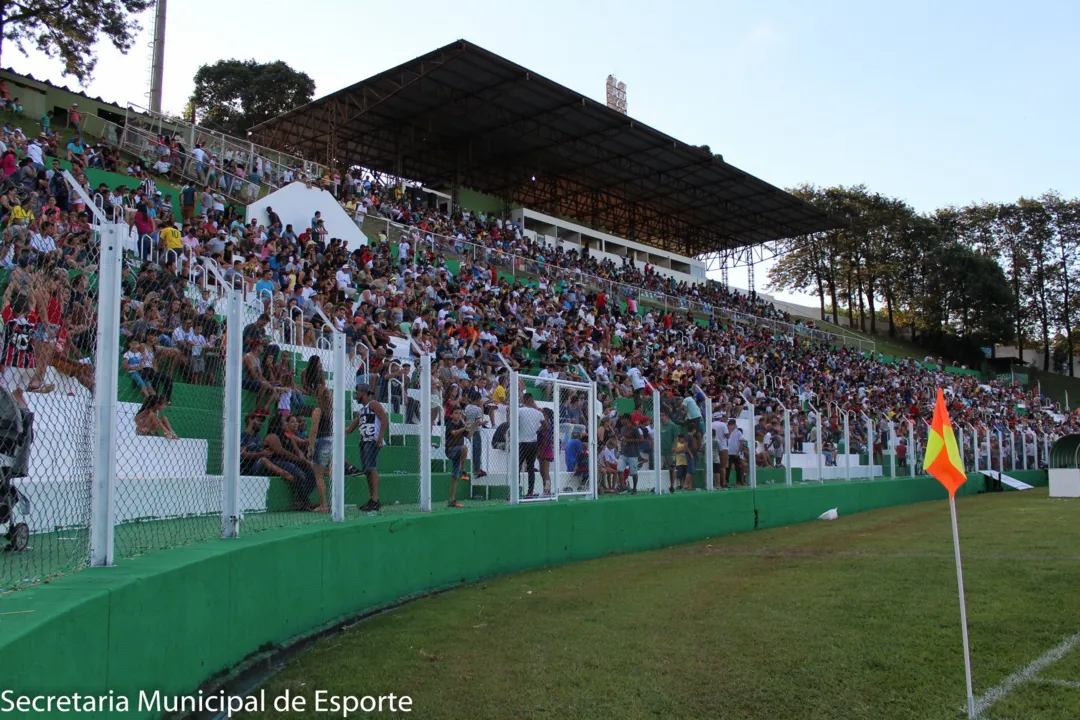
(923, 389), (967, 496)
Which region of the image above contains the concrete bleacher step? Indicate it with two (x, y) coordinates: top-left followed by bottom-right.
(24, 385), (209, 479)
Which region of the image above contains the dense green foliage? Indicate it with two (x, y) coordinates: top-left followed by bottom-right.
(189, 59), (315, 136)
(0, 0), (152, 83)
(770, 187), (1080, 372)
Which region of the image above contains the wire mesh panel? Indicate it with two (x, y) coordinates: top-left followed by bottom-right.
(552, 379), (593, 499)
(235, 303), (336, 534)
(112, 249), (226, 558)
(465, 368), (513, 506)
(361, 352), (422, 514)
(603, 385), (659, 496)
(754, 401), (788, 486)
(516, 374), (556, 500)
(0, 206), (101, 590)
(513, 373), (596, 502)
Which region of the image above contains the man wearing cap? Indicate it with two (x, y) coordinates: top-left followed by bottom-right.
(345, 381), (388, 512)
(335, 263), (357, 299)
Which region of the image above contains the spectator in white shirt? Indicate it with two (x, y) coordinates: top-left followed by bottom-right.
(335, 264), (357, 298)
(725, 420), (745, 487)
(517, 395), (547, 497)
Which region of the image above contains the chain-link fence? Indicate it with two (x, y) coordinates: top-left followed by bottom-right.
(512, 373), (598, 502)
(552, 380), (594, 498)
(112, 248), (225, 558)
(466, 368), (513, 506)
(516, 374), (555, 500)
(0, 204), (98, 590)
(353, 350), (422, 514)
(235, 302), (338, 534)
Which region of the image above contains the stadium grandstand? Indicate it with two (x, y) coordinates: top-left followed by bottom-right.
(0, 38), (1072, 596)
(0, 39), (1075, 598)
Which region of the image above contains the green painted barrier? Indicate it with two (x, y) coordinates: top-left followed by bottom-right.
(0, 471), (1027, 719)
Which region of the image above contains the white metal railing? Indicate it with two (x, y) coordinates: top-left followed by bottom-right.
(123, 102), (324, 191)
(79, 113), (278, 208)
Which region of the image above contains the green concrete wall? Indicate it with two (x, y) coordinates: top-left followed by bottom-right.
(0, 473), (1045, 719)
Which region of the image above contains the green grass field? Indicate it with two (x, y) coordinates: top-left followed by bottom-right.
(244, 489), (1079, 720)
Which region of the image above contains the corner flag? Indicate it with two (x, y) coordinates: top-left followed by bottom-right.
(924, 389), (966, 496)
(925, 387), (976, 718)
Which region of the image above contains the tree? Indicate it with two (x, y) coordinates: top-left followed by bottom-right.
(1044, 192), (1080, 376)
(190, 59), (315, 136)
(0, 0), (152, 84)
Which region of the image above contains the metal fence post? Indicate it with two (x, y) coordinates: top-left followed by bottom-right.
(418, 351), (432, 512)
(970, 424), (980, 473)
(749, 410), (758, 489)
(908, 421), (916, 478)
(652, 388), (662, 494)
(958, 427), (966, 469)
(843, 411), (851, 482)
(704, 397), (714, 491)
(509, 370), (520, 504)
(332, 332), (347, 521)
(588, 380), (599, 499)
(90, 222), (123, 566)
(888, 421), (897, 479)
(552, 381), (562, 501)
(1022, 432), (1028, 470)
(220, 288), (243, 537)
(1043, 433), (1049, 469)
(996, 430), (1003, 474)
(865, 413), (875, 482)
(810, 403), (823, 483)
(783, 406), (792, 487)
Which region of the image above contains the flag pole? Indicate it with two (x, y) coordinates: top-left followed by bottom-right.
(926, 388), (976, 718)
(949, 491), (975, 719)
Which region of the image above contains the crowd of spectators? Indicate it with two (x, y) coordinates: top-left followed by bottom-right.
(0, 103), (1075, 504)
(171, 173), (1074, 495)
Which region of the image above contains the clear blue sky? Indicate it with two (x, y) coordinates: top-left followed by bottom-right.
(5, 0), (1078, 303)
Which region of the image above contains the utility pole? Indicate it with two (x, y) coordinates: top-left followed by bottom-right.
(148, 0), (168, 114)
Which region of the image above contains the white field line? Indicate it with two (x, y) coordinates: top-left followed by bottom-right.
(1033, 677), (1080, 689)
(973, 631), (1080, 717)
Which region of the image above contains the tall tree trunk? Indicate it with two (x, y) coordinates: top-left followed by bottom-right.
(816, 273), (826, 322)
(846, 262), (856, 329)
(1013, 247), (1024, 361)
(810, 236), (827, 322)
(1039, 269), (1051, 371)
(828, 277), (839, 325)
(866, 276), (878, 335)
(885, 286), (896, 338)
(855, 262), (866, 332)
(1062, 246), (1074, 377)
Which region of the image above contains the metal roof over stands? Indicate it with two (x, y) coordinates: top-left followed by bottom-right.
(250, 40), (839, 258)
